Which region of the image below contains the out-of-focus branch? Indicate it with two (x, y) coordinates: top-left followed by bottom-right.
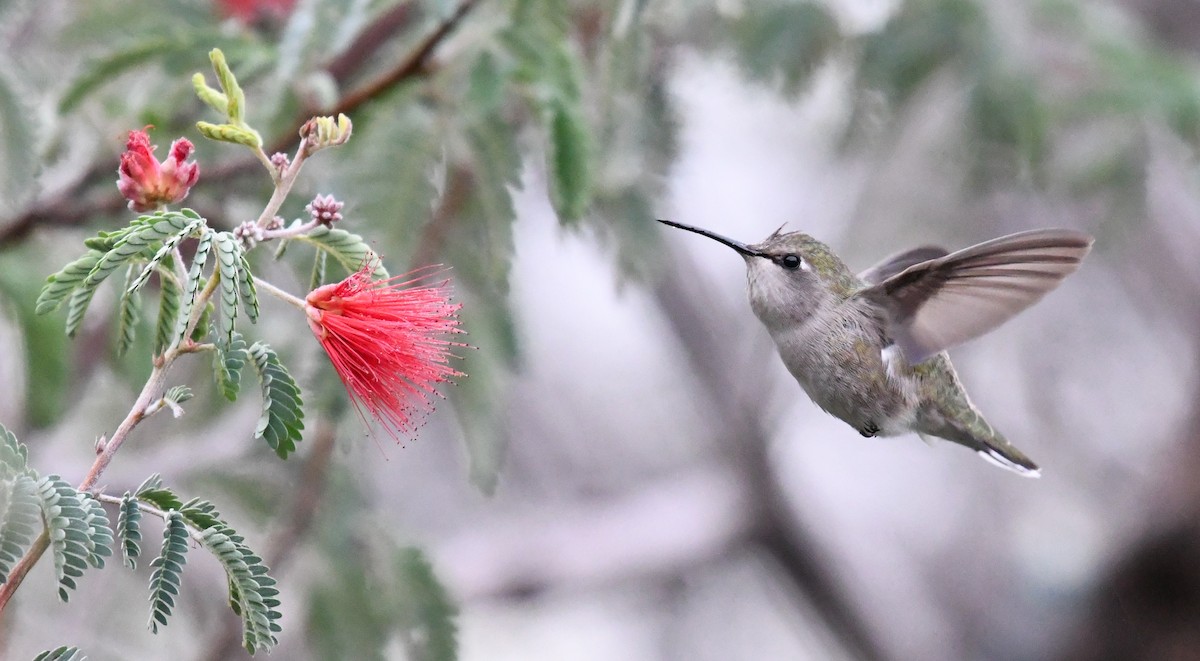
(411, 165), (472, 268)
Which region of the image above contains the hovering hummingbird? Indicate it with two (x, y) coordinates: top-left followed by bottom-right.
(658, 219), (1094, 476)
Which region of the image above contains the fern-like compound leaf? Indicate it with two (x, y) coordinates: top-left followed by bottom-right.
(147, 510), (189, 632)
(309, 248), (327, 290)
(394, 547), (459, 661)
(295, 226), (388, 279)
(0, 474), (40, 583)
(154, 267), (182, 354)
(248, 342), (304, 459)
(199, 525), (280, 653)
(213, 232), (242, 344)
(117, 493), (142, 570)
(80, 494), (113, 569)
(33, 645), (87, 661)
(116, 265), (142, 357)
(213, 330), (247, 402)
(35, 476), (93, 602)
(35, 250), (103, 315)
(64, 211), (200, 338)
(0, 423), (29, 478)
(136, 474), (183, 512)
(174, 228), (214, 345)
(236, 253), (259, 323)
(127, 217), (203, 294)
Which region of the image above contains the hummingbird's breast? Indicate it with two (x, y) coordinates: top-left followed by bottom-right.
(767, 300), (920, 434)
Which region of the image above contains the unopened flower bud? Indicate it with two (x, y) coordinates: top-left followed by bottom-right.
(233, 220), (265, 248)
(270, 151), (290, 175)
(306, 194), (344, 226)
(116, 128), (200, 212)
(300, 113), (352, 153)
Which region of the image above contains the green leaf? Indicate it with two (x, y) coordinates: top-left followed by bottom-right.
(248, 342), (304, 459)
(213, 232), (242, 344)
(237, 254), (259, 324)
(178, 497), (223, 532)
(59, 37), (175, 112)
(164, 385), (193, 406)
(64, 212), (201, 338)
(147, 510), (189, 633)
(447, 295), (511, 494)
(117, 493), (142, 570)
(199, 525), (281, 654)
(309, 248), (327, 291)
(394, 547), (459, 661)
(35, 475), (94, 602)
(155, 270), (181, 354)
(128, 217), (203, 294)
(0, 66), (39, 209)
(33, 646), (87, 661)
(80, 494), (113, 569)
(728, 2), (840, 98)
(175, 229), (214, 344)
(136, 475), (184, 513)
(856, 0), (987, 108)
(546, 99), (592, 223)
(295, 226), (388, 279)
(0, 422), (29, 478)
(116, 265), (142, 357)
(34, 251), (103, 316)
(0, 475), (40, 583)
(209, 48), (247, 124)
(213, 331), (248, 402)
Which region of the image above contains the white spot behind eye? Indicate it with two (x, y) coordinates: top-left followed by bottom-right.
(799, 258), (810, 271)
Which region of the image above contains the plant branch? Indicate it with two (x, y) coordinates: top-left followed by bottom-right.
(253, 276), (306, 310)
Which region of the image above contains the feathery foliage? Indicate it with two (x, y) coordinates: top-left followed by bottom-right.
(294, 226), (387, 279)
(213, 330), (248, 402)
(117, 493), (142, 570)
(174, 227), (214, 344)
(394, 547), (459, 661)
(0, 474), (40, 583)
(146, 510), (189, 632)
(36, 476), (102, 602)
(248, 342), (304, 458)
(33, 646), (87, 661)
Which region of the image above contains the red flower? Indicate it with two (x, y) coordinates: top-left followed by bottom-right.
(306, 264), (464, 437)
(117, 128), (200, 212)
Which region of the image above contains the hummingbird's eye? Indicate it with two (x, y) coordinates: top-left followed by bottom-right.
(780, 254), (802, 270)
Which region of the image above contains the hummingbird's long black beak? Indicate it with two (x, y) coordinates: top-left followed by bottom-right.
(657, 219), (768, 258)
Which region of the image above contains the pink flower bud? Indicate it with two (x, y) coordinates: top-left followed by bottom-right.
(116, 128), (200, 212)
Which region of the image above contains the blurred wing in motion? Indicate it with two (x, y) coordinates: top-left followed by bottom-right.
(858, 246), (949, 285)
(858, 229), (1094, 363)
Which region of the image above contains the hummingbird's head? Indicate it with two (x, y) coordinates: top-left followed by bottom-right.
(657, 220), (855, 330)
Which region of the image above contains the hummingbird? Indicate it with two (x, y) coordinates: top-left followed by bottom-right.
(658, 219), (1094, 476)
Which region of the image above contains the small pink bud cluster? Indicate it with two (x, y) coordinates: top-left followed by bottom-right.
(233, 220), (266, 248)
(306, 194), (343, 226)
(116, 128), (200, 212)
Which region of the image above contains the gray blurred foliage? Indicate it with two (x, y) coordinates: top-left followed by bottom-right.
(0, 0), (1199, 659)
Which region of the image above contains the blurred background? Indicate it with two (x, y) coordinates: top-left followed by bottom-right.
(1, 0), (1199, 659)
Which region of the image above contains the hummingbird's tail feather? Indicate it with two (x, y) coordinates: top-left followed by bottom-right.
(976, 445), (1041, 478)
(919, 412), (1041, 477)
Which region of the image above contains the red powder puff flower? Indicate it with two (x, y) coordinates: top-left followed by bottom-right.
(117, 128), (200, 212)
(306, 264), (464, 437)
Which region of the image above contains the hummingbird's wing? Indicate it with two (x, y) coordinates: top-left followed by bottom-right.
(858, 246), (949, 284)
(858, 229), (1094, 364)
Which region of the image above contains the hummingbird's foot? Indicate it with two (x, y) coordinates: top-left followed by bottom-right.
(858, 422), (880, 438)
